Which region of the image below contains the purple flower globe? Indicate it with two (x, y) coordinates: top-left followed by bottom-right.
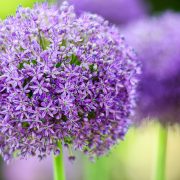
(68, 0), (147, 25)
(0, 2), (140, 162)
(122, 12), (180, 124)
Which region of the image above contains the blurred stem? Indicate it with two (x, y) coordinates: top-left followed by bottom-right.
(0, 157), (4, 180)
(53, 141), (66, 180)
(154, 125), (168, 180)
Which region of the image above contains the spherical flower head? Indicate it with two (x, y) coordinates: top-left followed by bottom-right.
(68, 0), (147, 25)
(0, 2), (140, 162)
(122, 12), (180, 124)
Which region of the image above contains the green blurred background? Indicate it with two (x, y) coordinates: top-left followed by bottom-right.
(149, 0), (180, 13)
(83, 123), (180, 180)
(0, 0), (44, 19)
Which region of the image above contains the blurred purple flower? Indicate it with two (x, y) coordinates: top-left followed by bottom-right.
(4, 157), (53, 180)
(122, 12), (180, 124)
(68, 0), (147, 25)
(0, 2), (140, 162)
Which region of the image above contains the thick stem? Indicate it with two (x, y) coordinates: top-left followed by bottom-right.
(154, 125), (168, 180)
(53, 141), (66, 180)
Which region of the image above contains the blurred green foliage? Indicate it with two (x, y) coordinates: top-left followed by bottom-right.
(84, 123), (180, 180)
(0, 0), (44, 19)
(148, 0), (180, 13)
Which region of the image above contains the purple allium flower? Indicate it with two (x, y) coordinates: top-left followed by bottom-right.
(0, 2), (140, 162)
(68, 0), (147, 25)
(122, 12), (180, 124)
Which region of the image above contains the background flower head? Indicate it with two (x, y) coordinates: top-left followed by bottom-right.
(122, 12), (180, 124)
(68, 0), (147, 25)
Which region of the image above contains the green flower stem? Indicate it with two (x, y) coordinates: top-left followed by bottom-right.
(53, 141), (66, 180)
(154, 125), (168, 180)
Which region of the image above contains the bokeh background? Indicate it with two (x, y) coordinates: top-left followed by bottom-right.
(0, 0), (180, 180)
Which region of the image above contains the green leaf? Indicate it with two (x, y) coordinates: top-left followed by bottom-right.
(60, 39), (66, 47)
(88, 111), (96, 120)
(64, 136), (73, 144)
(39, 35), (51, 50)
(70, 54), (81, 66)
(89, 64), (94, 72)
(23, 77), (31, 87)
(22, 122), (30, 128)
(18, 60), (33, 70)
(62, 114), (67, 122)
(55, 62), (61, 68)
(89, 64), (98, 73)
(18, 62), (24, 70)
(27, 90), (33, 99)
(20, 46), (25, 52)
(31, 59), (37, 65)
